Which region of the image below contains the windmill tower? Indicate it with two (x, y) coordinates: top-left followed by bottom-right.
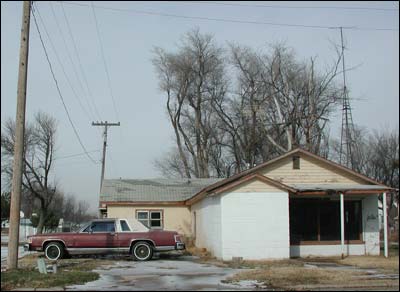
(338, 27), (358, 169)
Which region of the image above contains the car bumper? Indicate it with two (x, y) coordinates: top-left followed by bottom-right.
(175, 242), (185, 250)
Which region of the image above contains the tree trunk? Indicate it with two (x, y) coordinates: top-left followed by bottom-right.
(36, 209), (46, 234)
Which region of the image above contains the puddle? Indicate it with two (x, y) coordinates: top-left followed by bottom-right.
(66, 258), (266, 291)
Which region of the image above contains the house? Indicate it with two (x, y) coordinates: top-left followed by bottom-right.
(99, 148), (394, 260)
(99, 178), (221, 235)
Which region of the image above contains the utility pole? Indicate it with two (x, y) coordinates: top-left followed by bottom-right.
(92, 121), (120, 193)
(7, 0), (31, 270)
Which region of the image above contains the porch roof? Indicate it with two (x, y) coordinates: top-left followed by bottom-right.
(289, 183), (395, 194)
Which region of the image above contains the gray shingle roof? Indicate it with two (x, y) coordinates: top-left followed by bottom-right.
(100, 178), (223, 202)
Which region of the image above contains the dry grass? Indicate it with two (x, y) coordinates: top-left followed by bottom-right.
(218, 254), (399, 290)
(184, 246), (213, 259)
(225, 266), (399, 290)
(224, 267), (363, 289)
(334, 255), (399, 272)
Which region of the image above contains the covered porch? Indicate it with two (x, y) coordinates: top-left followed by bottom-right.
(288, 184), (394, 258)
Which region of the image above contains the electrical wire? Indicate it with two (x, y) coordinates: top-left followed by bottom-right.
(60, 1), (103, 120)
(34, 4), (95, 123)
(32, 3), (99, 165)
(165, 1), (399, 12)
(48, 1), (98, 122)
(59, 1), (399, 31)
(90, 1), (120, 121)
(54, 150), (101, 160)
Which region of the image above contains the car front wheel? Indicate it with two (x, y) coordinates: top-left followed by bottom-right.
(44, 242), (64, 261)
(132, 241), (153, 261)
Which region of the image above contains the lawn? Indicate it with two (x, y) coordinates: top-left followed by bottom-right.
(1, 254), (116, 290)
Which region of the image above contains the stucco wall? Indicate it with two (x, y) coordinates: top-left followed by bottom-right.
(362, 195), (380, 255)
(191, 196), (222, 258)
(106, 205), (191, 236)
(220, 191), (290, 260)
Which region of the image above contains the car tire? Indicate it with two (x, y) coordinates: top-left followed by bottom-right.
(132, 241), (153, 261)
(44, 242), (64, 261)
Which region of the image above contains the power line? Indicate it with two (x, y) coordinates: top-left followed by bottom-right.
(48, 2), (98, 122)
(34, 4), (95, 123)
(90, 1), (120, 121)
(54, 150), (101, 160)
(32, 3), (98, 165)
(166, 1), (399, 12)
(48, 2), (103, 137)
(59, 1), (103, 120)
(60, 1), (399, 31)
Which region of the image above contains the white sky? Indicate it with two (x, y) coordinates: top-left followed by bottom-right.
(1, 1), (399, 212)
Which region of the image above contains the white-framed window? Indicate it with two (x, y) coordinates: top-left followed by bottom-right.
(136, 210), (163, 229)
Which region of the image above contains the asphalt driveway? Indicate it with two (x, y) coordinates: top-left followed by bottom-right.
(65, 255), (261, 291)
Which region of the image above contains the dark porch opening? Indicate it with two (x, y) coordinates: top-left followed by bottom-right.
(289, 198), (362, 245)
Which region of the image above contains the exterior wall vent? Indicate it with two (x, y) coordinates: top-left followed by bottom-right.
(293, 156), (300, 169)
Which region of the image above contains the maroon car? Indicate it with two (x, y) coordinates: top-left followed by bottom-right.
(25, 218), (185, 261)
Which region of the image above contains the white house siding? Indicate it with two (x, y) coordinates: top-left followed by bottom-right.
(220, 191), (290, 261)
(290, 244), (365, 257)
(191, 196), (222, 258)
(259, 153), (367, 185)
(362, 195), (380, 255)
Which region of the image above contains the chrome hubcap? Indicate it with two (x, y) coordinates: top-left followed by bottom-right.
(47, 246), (60, 259)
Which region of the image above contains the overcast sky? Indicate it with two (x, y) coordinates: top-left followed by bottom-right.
(1, 1), (398, 212)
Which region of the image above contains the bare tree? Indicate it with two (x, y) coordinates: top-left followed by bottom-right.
(153, 30), (344, 178)
(330, 127), (399, 222)
(1, 112), (58, 234)
(153, 28), (227, 178)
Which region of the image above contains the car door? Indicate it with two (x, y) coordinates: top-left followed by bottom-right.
(74, 221), (117, 250)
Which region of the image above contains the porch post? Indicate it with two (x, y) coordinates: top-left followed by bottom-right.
(340, 192), (345, 259)
(383, 192), (388, 258)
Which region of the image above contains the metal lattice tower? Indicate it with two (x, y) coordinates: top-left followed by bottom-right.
(338, 27), (358, 169)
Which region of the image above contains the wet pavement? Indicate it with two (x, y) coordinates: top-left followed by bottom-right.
(66, 255), (264, 291)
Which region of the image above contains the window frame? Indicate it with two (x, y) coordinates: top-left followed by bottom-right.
(136, 210), (164, 230)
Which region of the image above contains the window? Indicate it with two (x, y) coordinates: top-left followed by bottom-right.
(90, 221), (115, 233)
(136, 210), (163, 229)
(120, 220), (131, 231)
(290, 199), (362, 244)
(293, 156), (300, 169)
